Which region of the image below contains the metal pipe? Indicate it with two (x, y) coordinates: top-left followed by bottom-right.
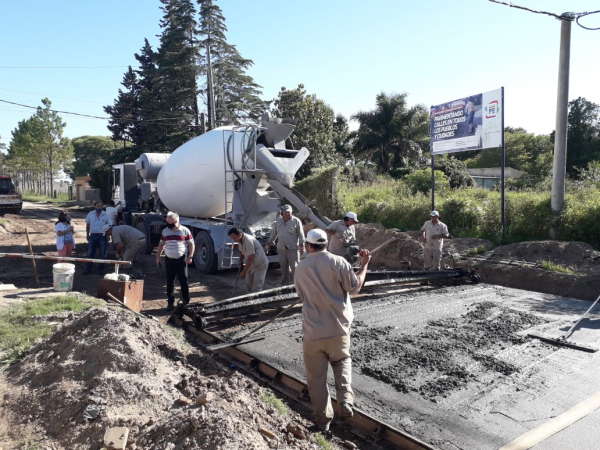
(0, 253), (131, 265)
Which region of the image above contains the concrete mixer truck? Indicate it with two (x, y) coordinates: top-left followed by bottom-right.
(110, 115), (346, 274)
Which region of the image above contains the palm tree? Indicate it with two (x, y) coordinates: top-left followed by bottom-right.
(351, 92), (429, 173)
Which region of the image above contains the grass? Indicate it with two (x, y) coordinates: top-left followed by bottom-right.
(0, 218), (7, 226)
(313, 433), (337, 450)
(259, 388), (291, 416)
(21, 191), (74, 204)
(467, 245), (488, 256)
(165, 324), (192, 351)
(540, 260), (576, 274)
(0, 294), (105, 364)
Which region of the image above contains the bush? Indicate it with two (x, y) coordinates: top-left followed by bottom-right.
(404, 169), (449, 195)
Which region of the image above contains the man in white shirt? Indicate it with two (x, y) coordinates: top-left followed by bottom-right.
(84, 201), (111, 275)
(420, 210), (449, 270)
(105, 200), (119, 226)
(325, 212), (358, 257)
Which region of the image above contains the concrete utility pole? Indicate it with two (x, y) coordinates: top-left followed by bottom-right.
(550, 13), (575, 221)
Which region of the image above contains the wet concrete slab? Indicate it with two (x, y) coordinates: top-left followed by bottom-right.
(232, 283), (600, 450)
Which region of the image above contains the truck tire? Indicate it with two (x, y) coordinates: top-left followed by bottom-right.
(194, 231), (218, 274)
(136, 221), (154, 255)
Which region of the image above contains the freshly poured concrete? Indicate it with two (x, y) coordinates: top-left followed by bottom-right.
(234, 284), (600, 449)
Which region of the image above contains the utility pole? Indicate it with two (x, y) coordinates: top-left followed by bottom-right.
(206, 42), (216, 130)
(550, 13), (575, 237)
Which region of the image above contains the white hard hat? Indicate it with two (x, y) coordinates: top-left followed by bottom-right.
(101, 224), (113, 234)
(345, 212), (359, 222)
(306, 229), (328, 244)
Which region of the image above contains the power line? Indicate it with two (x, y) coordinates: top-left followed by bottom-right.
(488, 0), (600, 30)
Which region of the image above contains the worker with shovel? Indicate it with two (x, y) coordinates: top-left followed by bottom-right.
(420, 210), (449, 270)
(294, 228), (371, 432)
(228, 227), (269, 293)
(265, 204), (305, 286)
(325, 212), (358, 257)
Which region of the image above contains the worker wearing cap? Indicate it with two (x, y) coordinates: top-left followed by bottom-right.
(325, 212), (359, 257)
(102, 224), (146, 279)
(420, 210), (449, 270)
(228, 227), (269, 293)
(265, 205), (305, 286)
(294, 228), (371, 432)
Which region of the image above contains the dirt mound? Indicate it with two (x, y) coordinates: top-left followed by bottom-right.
(489, 241), (600, 274)
(3, 308), (324, 449)
(355, 223), (494, 270)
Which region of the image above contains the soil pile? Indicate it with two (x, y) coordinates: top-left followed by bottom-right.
(3, 307), (330, 449)
(352, 302), (547, 400)
(355, 223), (494, 270)
(488, 240), (600, 275)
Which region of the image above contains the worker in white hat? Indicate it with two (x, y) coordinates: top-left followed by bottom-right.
(324, 212), (359, 257)
(265, 204), (306, 286)
(294, 228), (370, 432)
(420, 210), (449, 270)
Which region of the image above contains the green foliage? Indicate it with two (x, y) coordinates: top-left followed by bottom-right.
(351, 92), (429, 172)
(295, 166), (344, 218)
(259, 389), (290, 416)
(7, 98), (74, 192)
(198, 0), (266, 127)
(0, 295), (104, 364)
(540, 260), (575, 274)
(273, 84), (336, 179)
(434, 155), (474, 188)
(405, 169), (449, 195)
(467, 245), (487, 256)
(21, 191), (72, 204)
(566, 97), (600, 173)
(313, 433), (336, 450)
(70, 135), (121, 179)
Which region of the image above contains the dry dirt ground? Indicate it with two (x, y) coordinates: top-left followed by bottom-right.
(1, 202), (599, 449)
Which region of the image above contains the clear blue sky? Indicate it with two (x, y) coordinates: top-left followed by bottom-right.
(1, 0), (599, 150)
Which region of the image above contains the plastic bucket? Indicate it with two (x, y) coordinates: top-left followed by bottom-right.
(53, 263), (76, 292)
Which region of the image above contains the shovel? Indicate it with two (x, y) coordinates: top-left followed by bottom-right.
(232, 263), (243, 297)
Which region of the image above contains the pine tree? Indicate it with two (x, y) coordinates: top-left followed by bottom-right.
(197, 0), (266, 128)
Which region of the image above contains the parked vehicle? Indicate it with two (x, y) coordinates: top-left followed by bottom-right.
(0, 175), (22, 214)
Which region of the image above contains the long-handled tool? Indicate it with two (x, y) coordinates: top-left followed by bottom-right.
(231, 263), (243, 297)
(529, 292), (600, 353)
(352, 236), (396, 267)
(207, 298), (301, 351)
(106, 292), (158, 321)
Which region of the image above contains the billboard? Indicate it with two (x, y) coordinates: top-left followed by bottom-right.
(430, 88), (503, 155)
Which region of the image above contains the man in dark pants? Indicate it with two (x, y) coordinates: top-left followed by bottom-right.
(155, 211), (195, 311)
(84, 201), (111, 275)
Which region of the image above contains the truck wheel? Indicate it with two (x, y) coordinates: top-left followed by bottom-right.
(136, 222), (154, 255)
(194, 231), (218, 274)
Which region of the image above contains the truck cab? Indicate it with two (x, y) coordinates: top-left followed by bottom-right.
(0, 175), (22, 214)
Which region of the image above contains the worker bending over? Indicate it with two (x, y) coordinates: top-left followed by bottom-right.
(265, 204), (305, 286)
(228, 227), (269, 293)
(294, 228), (371, 432)
(420, 210), (449, 270)
(102, 224), (146, 279)
(325, 212), (359, 257)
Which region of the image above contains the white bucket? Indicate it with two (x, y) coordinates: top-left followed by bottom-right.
(53, 263), (76, 292)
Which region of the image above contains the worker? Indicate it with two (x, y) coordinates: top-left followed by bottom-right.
(228, 227), (269, 293)
(265, 205), (305, 286)
(155, 212), (195, 311)
(105, 200), (119, 226)
(324, 212), (359, 257)
(84, 201), (111, 275)
(420, 210), (449, 270)
(294, 228), (371, 432)
(102, 224), (146, 279)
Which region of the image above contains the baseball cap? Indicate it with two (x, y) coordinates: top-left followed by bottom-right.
(282, 204), (292, 212)
(430, 210), (439, 216)
(101, 224), (113, 234)
(345, 212), (359, 222)
(306, 229), (328, 244)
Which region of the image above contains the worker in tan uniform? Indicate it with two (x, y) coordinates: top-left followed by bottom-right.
(265, 205), (305, 286)
(294, 228), (371, 432)
(228, 227), (269, 293)
(420, 210), (449, 270)
(324, 212), (358, 257)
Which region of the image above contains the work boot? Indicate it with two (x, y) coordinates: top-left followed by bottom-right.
(166, 302), (175, 312)
(340, 402), (354, 418)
